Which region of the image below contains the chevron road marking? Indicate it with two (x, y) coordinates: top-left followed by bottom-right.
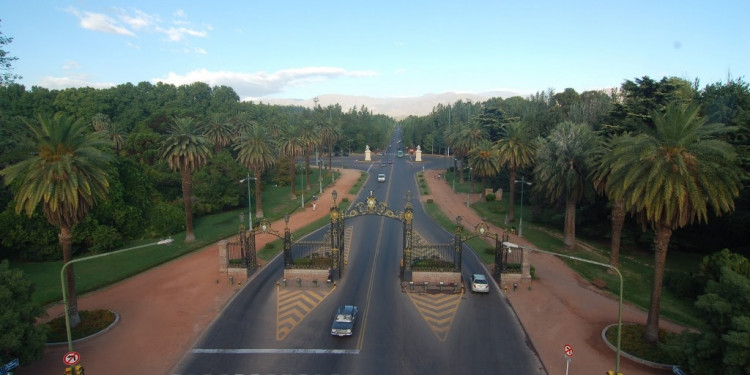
(276, 286), (335, 341)
(406, 292), (463, 341)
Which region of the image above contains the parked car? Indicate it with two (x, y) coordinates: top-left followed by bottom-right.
(331, 305), (359, 336)
(377, 173), (386, 182)
(470, 274), (490, 293)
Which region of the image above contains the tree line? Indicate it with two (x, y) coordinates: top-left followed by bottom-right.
(401, 75), (750, 373)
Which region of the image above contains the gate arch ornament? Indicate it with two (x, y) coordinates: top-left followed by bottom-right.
(455, 218), (526, 282)
(328, 190), (416, 280)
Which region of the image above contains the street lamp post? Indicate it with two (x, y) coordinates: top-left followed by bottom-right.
(60, 238), (175, 351)
(519, 245), (624, 374)
(318, 160), (323, 195)
(514, 176), (532, 237)
(240, 174), (256, 230)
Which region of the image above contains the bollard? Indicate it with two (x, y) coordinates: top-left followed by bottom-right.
(409, 281), (413, 291)
(424, 281), (429, 292)
(513, 282), (518, 291)
(439, 281), (444, 292)
(229, 275), (234, 285)
(504, 285), (508, 293)
(282, 278), (287, 287)
(296, 278), (302, 287)
(327, 279), (332, 288)
(313, 280), (318, 287)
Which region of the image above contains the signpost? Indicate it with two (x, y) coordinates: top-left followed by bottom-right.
(563, 344), (573, 375)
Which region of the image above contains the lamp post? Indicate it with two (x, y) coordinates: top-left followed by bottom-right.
(520, 245), (624, 374)
(318, 159), (323, 195)
(453, 158), (457, 192)
(514, 176), (532, 237)
(60, 238), (174, 351)
(240, 174), (256, 229)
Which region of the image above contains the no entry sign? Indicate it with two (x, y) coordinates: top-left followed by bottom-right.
(563, 344), (574, 357)
(63, 351), (80, 366)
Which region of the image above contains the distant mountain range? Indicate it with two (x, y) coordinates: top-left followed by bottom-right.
(252, 91), (523, 119)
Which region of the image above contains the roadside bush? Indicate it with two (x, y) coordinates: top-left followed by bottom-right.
(485, 193), (496, 202)
(664, 271), (704, 299)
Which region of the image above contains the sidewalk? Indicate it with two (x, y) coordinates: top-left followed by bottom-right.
(19, 169), (362, 375)
(422, 169), (679, 375)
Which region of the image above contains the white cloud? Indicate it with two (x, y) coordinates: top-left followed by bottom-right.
(37, 75), (115, 90)
(153, 67), (378, 98)
(62, 61), (82, 70)
(157, 26), (208, 42)
(119, 9), (158, 30)
(66, 7), (136, 36)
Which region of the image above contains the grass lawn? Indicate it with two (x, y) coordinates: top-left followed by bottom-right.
(13, 169), (346, 307)
(427, 193), (704, 328)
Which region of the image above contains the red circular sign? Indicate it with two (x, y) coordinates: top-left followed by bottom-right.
(563, 344), (574, 357)
(63, 351), (80, 365)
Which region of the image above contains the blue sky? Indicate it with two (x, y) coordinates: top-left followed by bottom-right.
(3, 1), (749, 101)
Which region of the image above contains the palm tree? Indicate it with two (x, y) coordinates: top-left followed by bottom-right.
(597, 102), (742, 344)
(591, 135), (627, 270)
(278, 122), (307, 200)
(533, 121), (600, 250)
(299, 119), (320, 191)
(160, 117), (212, 242)
(453, 124), (486, 184)
(202, 113), (234, 153)
(467, 139), (499, 196)
(320, 115), (341, 173)
(494, 121), (537, 222)
(1, 113), (113, 327)
(235, 121), (276, 219)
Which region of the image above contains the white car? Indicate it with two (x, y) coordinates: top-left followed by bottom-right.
(377, 173), (386, 182)
(470, 274), (490, 293)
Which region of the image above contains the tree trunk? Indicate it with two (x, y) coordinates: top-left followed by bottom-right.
(563, 196), (576, 251)
(644, 223), (672, 344)
(60, 226), (80, 327)
(181, 168), (195, 242)
(305, 153), (311, 191)
(328, 140), (333, 171)
(609, 199), (625, 269)
(254, 168), (264, 219)
(290, 160), (297, 200)
(508, 169), (517, 223)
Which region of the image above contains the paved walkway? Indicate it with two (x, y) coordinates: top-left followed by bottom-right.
(21, 167), (681, 375)
(422, 169), (681, 375)
(20, 169), (362, 375)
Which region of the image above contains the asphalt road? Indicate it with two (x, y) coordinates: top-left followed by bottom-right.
(171, 130), (545, 375)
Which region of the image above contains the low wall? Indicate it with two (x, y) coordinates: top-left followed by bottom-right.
(283, 268), (330, 284)
(411, 271), (462, 285)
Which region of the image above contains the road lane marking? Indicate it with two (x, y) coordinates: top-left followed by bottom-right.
(276, 287), (335, 341)
(406, 292), (463, 341)
(191, 348), (359, 354)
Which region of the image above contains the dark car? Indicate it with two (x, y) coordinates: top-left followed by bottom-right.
(387, 159), (392, 164)
(381, 162), (386, 167)
(330, 305), (359, 336)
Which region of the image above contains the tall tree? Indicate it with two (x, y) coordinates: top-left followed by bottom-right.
(201, 113), (234, 153)
(597, 102), (742, 344)
(533, 121), (600, 250)
(0, 19), (21, 86)
(235, 121), (276, 219)
(1, 113), (112, 326)
(278, 122), (307, 200)
(160, 117), (212, 242)
(467, 139), (499, 196)
(494, 121), (537, 222)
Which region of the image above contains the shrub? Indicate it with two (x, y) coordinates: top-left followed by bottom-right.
(485, 193), (496, 202)
(426, 199), (434, 204)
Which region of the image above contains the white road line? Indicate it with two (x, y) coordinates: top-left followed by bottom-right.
(191, 348), (360, 355)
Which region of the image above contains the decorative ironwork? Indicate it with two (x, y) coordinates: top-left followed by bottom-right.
(342, 191), (405, 220)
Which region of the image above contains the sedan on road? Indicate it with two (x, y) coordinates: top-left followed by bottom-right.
(331, 305), (359, 337)
(470, 274), (490, 293)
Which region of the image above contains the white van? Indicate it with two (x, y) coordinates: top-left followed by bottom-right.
(377, 174), (386, 182)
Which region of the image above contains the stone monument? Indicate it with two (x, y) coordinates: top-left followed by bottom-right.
(364, 144), (371, 161)
(415, 145), (422, 162)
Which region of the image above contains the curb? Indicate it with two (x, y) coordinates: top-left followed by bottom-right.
(601, 323), (674, 370)
(45, 310), (120, 346)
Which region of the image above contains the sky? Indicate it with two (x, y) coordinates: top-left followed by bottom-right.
(2, 1), (749, 101)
